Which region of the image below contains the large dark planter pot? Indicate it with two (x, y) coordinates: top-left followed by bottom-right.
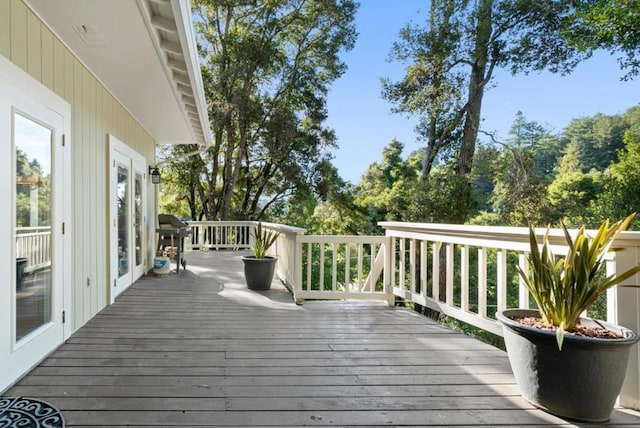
(241, 256), (277, 290)
(497, 309), (639, 423)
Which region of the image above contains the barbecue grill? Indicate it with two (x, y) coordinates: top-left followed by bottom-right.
(156, 214), (190, 273)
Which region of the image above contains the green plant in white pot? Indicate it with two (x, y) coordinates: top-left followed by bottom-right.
(241, 222), (281, 290)
(497, 214), (640, 422)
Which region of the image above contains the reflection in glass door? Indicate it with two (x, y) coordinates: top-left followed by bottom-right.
(14, 113), (53, 342)
(117, 164), (129, 278)
(133, 169), (144, 279)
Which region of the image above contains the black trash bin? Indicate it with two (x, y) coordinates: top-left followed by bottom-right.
(16, 257), (28, 290)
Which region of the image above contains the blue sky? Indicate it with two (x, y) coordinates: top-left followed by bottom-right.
(325, 1), (639, 184)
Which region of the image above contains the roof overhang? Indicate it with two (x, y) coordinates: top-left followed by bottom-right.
(25, 0), (211, 147)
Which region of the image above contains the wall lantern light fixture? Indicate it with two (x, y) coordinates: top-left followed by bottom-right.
(149, 166), (161, 184)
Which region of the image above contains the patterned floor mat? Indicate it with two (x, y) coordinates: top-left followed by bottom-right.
(0, 397), (64, 428)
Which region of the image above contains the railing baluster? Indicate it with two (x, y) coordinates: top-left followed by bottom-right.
(390, 238), (396, 292)
(518, 252), (529, 309)
(306, 243), (312, 291)
(478, 247), (487, 318)
(332, 243), (338, 292)
(319, 243), (325, 292)
(369, 243), (376, 293)
(432, 243), (440, 302)
(357, 243), (363, 291)
(345, 244), (351, 291)
(410, 239), (416, 295)
(196, 224), (201, 248)
(420, 240), (427, 298)
(399, 238), (406, 291)
(446, 243), (454, 306)
(497, 249), (507, 312)
(461, 245), (469, 312)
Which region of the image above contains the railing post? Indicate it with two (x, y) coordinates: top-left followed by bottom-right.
(608, 246), (640, 410)
(197, 224), (204, 249)
(294, 235), (304, 305)
(184, 225), (193, 251)
(384, 236), (394, 306)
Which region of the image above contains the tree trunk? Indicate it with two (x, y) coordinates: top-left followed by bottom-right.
(422, 119), (439, 178)
(220, 116), (236, 220)
(454, 0), (494, 221)
(457, 0), (493, 179)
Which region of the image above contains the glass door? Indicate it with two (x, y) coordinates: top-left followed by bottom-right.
(0, 59), (69, 392)
(109, 137), (147, 303)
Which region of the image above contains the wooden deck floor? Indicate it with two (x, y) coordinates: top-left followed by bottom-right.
(7, 251), (640, 427)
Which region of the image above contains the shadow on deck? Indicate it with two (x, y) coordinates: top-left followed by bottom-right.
(7, 250), (640, 427)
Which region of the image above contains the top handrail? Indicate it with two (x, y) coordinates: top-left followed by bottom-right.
(379, 221), (640, 245)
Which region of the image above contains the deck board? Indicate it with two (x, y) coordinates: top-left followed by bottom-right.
(6, 251), (640, 426)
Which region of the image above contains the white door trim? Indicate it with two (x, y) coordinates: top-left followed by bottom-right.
(0, 54), (71, 392)
(109, 135), (147, 304)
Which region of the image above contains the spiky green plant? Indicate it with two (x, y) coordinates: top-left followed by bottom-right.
(517, 214), (640, 349)
(251, 222), (281, 259)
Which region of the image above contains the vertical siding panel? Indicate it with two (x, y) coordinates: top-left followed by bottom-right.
(82, 67), (91, 321)
(107, 94), (116, 306)
(52, 38), (64, 98)
(0, 0), (10, 59)
(89, 76), (98, 317)
(73, 57), (85, 328)
(9, 0), (27, 71)
(26, 9), (40, 81)
(63, 48), (73, 104)
(118, 102), (125, 141)
(112, 99), (119, 139)
(63, 49), (77, 330)
(97, 87), (108, 310)
(40, 25), (53, 89)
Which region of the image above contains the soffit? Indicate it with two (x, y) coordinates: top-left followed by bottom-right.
(25, 0), (210, 146)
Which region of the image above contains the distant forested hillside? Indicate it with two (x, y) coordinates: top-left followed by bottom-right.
(275, 105), (640, 234)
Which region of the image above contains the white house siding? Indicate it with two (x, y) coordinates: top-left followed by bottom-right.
(1, 0), (157, 332)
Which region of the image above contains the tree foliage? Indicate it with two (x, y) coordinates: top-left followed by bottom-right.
(334, 106), (640, 234)
(382, 0), (582, 221)
(16, 148), (50, 228)
(161, 0), (358, 220)
(565, 0), (640, 80)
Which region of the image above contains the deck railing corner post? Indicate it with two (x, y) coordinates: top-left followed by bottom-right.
(384, 235), (394, 306)
(609, 245), (640, 410)
(293, 234), (304, 304)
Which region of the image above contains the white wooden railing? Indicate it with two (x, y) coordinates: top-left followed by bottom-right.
(186, 221), (252, 250)
(378, 222), (639, 334)
(186, 220), (640, 331)
(16, 226), (52, 272)
(378, 221), (640, 410)
(184, 220), (640, 409)
(257, 222), (305, 293)
(292, 234), (391, 303)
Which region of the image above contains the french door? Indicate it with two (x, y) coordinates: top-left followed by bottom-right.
(0, 57), (70, 392)
(109, 136), (146, 303)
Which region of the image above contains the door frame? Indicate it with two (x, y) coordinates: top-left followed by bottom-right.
(109, 135), (147, 303)
(0, 55), (71, 392)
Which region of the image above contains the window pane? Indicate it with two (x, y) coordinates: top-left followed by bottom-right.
(117, 165), (129, 278)
(134, 172), (142, 266)
(15, 113), (53, 341)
